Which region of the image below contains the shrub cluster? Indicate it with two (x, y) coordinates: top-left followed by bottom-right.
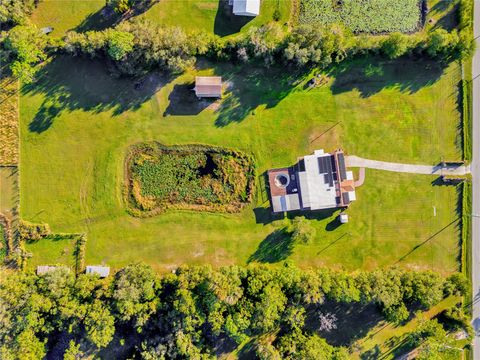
(0, 263), (468, 359)
(0, 0), (37, 27)
(127, 143), (255, 215)
(3, 13), (474, 82)
(299, 0), (421, 33)
(18, 220), (51, 242)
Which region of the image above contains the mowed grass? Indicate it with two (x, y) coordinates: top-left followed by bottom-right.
(19, 56), (461, 273)
(25, 235), (78, 268)
(31, 0), (292, 37)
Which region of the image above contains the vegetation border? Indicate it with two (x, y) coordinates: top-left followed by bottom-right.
(123, 142), (256, 218)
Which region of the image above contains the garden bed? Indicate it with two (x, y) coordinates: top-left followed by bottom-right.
(299, 0), (423, 33)
(125, 142), (255, 216)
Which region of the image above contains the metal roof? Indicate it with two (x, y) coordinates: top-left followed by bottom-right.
(86, 266), (110, 278)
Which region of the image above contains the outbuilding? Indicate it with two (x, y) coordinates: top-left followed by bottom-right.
(194, 76), (222, 98)
(86, 265), (110, 278)
(37, 265), (69, 275)
(232, 0), (260, 16)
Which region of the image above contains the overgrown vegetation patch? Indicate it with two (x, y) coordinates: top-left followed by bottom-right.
(126, 143), (255, 215)
(299, 0), (422, 33)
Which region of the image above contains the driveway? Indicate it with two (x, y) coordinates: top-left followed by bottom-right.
(346, 155), (470, 175)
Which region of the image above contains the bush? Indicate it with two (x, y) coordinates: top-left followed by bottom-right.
(299, 0), (421, 33)
(127, 143), (255, 215)
(18, 220), (51, 242)
(290, 217), (316, 244)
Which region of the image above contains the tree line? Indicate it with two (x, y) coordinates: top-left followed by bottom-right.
(1, 11), (475, 83)
(0, 263), (469, 359)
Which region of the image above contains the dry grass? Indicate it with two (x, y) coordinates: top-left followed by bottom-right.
(0, 76), (19, 165)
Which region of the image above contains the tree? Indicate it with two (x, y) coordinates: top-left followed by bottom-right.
(318, 312), (337, 332)
(383, 303), (409, 324)
(84, 300), (115, 348)
(290, 216), (316, 244)
(106, 30), (134, 61)
(381, 32), (411, 59)
(112, 263), (159, 327)
(426, 29), (458, 58)
(0, 0), (36, 26)
(107, 0), (154, 14)
(4, 25), (48, 83)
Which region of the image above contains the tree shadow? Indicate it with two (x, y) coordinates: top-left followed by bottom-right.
(432, 4), (459, 31)
(163, 83), (214, 116)
(213, 65), (306, 127)
(248, 228), (294, 263)
(74, 6), (118, 32)
(214, 0), (254, 37)
(304, 301), (384, 347)
(329, 57), (446, 98)
(23, 56), (170, 133)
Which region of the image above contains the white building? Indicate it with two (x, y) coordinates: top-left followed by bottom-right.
(267, 149), (357, 213)
(232, 0), (260, 17)
(194, 76), (222, 98)
(86, 265), (110, 278)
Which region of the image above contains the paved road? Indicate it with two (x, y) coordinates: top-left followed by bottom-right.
(472, 0), (480, 357)
(346, 155), (470, 175)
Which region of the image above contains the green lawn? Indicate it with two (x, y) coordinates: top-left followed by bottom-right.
(19, 55), (462, 273)
(31, 0), (292, 37)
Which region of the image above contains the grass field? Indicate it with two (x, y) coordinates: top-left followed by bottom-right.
(31, 0), (292, 37)
(19, 54), (462, 273)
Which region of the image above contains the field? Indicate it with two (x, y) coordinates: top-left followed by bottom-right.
(299, 0), (421, 33)
(19, 53), (462, 273)
(31, 0), (292, 37)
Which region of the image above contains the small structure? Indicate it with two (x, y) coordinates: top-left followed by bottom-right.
(339, 213), (349, 224)
(86, 265), (110, 278)
(232, 0), (260, 16)
(267, 149), (357, 213)
(194, 76), (222, 98)
(41, 27), (54, 35)
(37, 265), (69, 275)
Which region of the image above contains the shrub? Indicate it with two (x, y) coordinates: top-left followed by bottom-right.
(299, 0), (421, 33)
(290, 217), (316, 244)
(106, 30), (134, 61)
(18, 220), (51, 242)
(127, 143), (255, 215)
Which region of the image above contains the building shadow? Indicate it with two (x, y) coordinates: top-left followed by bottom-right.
(163, 83), (213, 116)
(213, 0), (254, 37)
(253, 207), (285, 225)
(248, 228), (293, 263)
(23, 56), (171, 133)
(329, 56), (446, 98)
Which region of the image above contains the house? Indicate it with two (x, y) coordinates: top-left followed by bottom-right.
(194, 76), (222, 98)
(36, 265), (69, 275)
(267, 149), (357, 213)
(232, 0), (260, 16)
(86, 265), (110, 278)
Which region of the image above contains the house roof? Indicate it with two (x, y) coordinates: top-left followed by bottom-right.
(267, 149), (357, 213)
(194, 76), (222, 97)
(233, 0), (260, 16)
(86, 265), (110, 278)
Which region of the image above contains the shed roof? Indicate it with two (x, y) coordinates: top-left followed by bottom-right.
(37, 265), (69, 275)
(86, 265), (110, 278)
(194, 76), (222, 97)
(233, 0), (260, 16)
